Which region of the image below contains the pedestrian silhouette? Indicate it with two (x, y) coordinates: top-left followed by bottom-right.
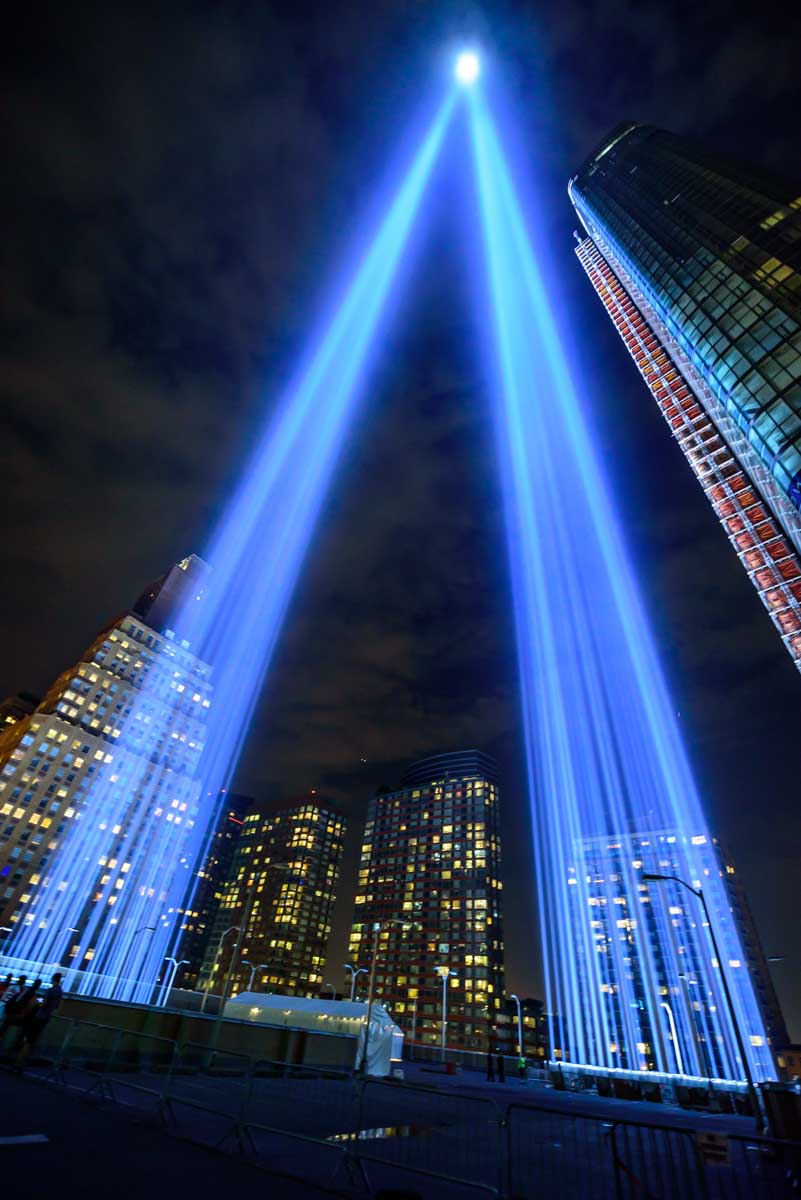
(16, 972), (64, 1067)
(1, 979), (40, 1050)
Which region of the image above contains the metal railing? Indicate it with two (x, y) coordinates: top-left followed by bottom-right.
(6, 1015), (801, 1199)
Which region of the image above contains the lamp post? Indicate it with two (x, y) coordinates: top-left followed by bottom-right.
(240, 960), (270, 991)
(358, 919), (414, 1075)
(659, 1000), (685, 1076)
(678, 972), (714, 1080)
(120, 925), (156, 998)
(509, 993), (524, 1058)
(160, 958), (189, 1007)
(344, 963), (367, 1001)
(436, 967), (457, 1063)
(643, 872), (760, 1124)
(200, 925), (239, 1014)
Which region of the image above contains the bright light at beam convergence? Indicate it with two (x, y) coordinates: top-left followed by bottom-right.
(455, 51), (480, 86)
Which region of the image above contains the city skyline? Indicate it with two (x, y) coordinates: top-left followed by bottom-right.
(1, 2), (801, 1041)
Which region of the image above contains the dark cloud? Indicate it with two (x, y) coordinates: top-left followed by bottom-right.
(2, 0), (799, 1023)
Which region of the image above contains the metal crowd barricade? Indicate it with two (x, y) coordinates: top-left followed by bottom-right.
(11, 1018), (801, 1200)
(506, 1100), (620, 1199)
(352, 1076), (502, 1196)
(704, 1130), (801, 1200)
(160, 1040), (257, 1151)
(609, 1120), (706, 1199)
(244, 1057), (358, 1141)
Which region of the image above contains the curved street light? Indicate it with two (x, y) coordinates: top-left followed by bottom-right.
(160, 957), (190, 1007)
(643, 871), (761, 1126)
(344, 962), (368, 1001)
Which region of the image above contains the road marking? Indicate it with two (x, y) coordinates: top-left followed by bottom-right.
(0, 1134), (49, 1145)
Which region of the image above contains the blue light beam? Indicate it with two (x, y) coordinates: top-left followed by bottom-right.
(9, 93), (454, 1001)
(467, 86), (772, 1083)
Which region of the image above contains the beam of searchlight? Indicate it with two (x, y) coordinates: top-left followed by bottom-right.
(9, 94), (454, 999)
(467, 87), (772, 1083)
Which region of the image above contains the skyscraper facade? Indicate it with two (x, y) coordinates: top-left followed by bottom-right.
(174, 790), (252, 988)
(349, 751), (505, 1052)
(0, 556), (214, 996)
(569, 124), (801, 669)
(200, 795), (345, 999)
(568, 828), (784, 1080)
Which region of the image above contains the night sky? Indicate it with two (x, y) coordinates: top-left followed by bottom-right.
(3, 2), (800, 1034)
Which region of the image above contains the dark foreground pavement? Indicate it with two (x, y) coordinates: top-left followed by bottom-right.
(0, 1070), (344, 1199)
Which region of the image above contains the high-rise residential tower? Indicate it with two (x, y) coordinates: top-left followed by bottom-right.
(569, 124), (801, 669)
(199, 795), (345, 999)
(349, 751), (505, 1052)
(0, 555), (214, 994)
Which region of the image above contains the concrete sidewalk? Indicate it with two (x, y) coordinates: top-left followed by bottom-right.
(0, 1070), (346, 1198)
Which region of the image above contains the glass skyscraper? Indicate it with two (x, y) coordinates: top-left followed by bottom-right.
(569, 123), (801, 669)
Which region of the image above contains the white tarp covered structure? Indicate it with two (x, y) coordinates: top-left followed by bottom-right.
(223, 992), (404, 1076)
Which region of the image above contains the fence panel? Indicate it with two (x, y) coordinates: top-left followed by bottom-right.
(507, 1101), (621, 1200)
(163, 1041), (254, 1123)
(702, 1133), (801, 1200)
(244, 1060), (358, 1141)
(611, 1121), (705, 1200)
(354, 1077), (502, 1195)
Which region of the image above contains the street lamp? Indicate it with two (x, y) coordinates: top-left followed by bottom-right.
(160, 958), (189, 1007)
(240, 960), (270, 991)
(659, 1001), (685, 1075)
(509, 993), (524, 1058)
(643, 872), (760, 1123)
(201, 925), (239, 1013)
(358, 919), (416, 1074)
(344, 962), (367, 1001)
(120, 925), (156, 996)
(436, 967), (457, 1062)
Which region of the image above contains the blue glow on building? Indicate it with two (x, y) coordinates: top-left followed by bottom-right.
(7, 93), (454, 1001)
(466, 85), (773, 1081)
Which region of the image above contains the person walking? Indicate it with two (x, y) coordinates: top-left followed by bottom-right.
(0, 979), (40, 1051)
(16, 972), (64, 1067)
(0, 973), (13, 1001)
(486, 1048), (495, 1082)
(0, 975), (27, 1042)
(496, 1050), (505, 1084)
